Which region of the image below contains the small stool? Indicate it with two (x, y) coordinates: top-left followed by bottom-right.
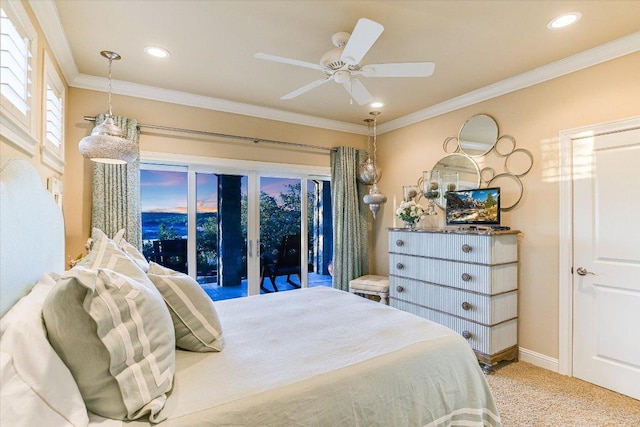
(349, 275), (389, 304)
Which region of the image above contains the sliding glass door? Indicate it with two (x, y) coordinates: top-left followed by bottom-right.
(140, 158), (332, 301)
(258, 177), (302, 293)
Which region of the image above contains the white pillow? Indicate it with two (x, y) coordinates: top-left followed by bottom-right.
(0, 273), (89, 427)
(43, 267), (175, 423)
(147, 262), (224, 352)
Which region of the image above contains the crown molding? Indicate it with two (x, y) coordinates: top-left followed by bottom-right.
(70, 74), (366, 135)
(30, 0), (639, 136)
(28, 0), (78, 85)
(377, 31), (640, 134)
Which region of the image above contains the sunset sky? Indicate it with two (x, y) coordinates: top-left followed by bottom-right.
(141, 170), (299, 213)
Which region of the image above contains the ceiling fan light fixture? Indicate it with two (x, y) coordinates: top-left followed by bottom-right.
(547, 12), (581, 29)
(78, 50), (136, 164)
(320, 47), (345, 70)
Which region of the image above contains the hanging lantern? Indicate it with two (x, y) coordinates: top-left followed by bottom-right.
(360, 111), (386, 217)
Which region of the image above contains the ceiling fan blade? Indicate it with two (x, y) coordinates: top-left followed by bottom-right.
(281, 76), (333, 100)
(340, 18), (384, 66)
(341, 78), (374, 105)
(254, 52), (326, 71)
(360, 62), (436, 78)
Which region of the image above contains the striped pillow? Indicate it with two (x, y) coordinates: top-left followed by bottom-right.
(147, 262), (224, 352)
(43, 267), (175, 422)
(112, 228), (150, 273)
(78, 228), (152, 288)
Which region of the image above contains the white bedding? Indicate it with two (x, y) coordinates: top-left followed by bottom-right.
(96, 287), (500, 426)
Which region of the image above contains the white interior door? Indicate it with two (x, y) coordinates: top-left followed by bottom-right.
(572, 125), (640, 400)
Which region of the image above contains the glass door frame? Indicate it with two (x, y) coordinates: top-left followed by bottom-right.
(141, 152), (330, 297)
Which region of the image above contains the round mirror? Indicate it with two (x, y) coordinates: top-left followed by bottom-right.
(458, 114), (498, 157)
(433, 153), (480, 208)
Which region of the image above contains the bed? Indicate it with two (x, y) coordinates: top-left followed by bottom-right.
(0, 158), (501, 427)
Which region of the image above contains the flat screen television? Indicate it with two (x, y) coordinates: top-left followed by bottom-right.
(445, 187), (501, 226)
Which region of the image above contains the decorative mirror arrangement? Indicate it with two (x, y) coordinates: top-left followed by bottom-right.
(404, 114), (533, 213)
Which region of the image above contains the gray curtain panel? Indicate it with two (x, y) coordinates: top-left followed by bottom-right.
(91, 114), (142, 249)
(330, 147), (369, 291)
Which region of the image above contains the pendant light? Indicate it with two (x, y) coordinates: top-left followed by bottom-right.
(361, 111), (387, 218)
(78, 51), (137, 164)
(358, 118), (378, 185)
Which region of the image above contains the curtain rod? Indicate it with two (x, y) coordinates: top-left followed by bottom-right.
(83, 116), (335, 152)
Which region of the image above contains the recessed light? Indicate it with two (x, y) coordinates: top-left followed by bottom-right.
(144, 46), (170, 58)
(370, 101), (384, 108)
(547, 12), (581, 30)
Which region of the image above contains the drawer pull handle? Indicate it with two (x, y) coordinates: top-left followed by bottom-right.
(396, 262), (404, 270)
(462, 244), (472, 253)
(462, 330), (472, 339)
(461, 302), (472, 311)
(396, 285), (405, 293)
(396, 239), (404, 247)
(461, 273), (472, 282)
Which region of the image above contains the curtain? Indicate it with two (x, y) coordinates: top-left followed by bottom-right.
(330, 147), (369, 291)
(91, 114), (142, 249)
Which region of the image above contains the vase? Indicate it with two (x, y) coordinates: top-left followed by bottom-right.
(422, 170), (440, 215)
(404, 221), (417, 230)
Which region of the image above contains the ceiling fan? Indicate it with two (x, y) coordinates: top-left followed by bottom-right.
(255, 18), (435, 105)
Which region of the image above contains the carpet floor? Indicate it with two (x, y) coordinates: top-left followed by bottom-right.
(485, 362), (640, 426)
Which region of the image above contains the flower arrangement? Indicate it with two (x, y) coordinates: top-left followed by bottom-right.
(68, 237), (93, 268)
(395, 200), (426, 227)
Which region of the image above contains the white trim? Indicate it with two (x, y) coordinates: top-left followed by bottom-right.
(141, 151), (331, 177)
(30, 0), (640, 135)
(378, 31), (640, 134)
(27, 0), (77, 85)
(70, 74), (366, 135)
(557, 115), (640, 376)
(41, 52), (65, 173)
(0, 109), (39, 155)
(0, 0), (38, 153)
(518, 347), (559, 373)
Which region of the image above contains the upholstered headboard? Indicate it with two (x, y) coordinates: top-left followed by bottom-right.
(0, 158), (65, 317)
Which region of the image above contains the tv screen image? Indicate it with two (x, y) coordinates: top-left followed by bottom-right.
(445, 187), (501, 225)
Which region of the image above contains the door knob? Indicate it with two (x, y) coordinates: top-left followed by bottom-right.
(576, 267), (595, 276)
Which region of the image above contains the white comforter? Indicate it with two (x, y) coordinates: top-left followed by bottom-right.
(92, 287), (500, 426)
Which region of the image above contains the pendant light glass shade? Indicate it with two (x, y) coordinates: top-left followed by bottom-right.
(358, 118), (382, 185)
(78, 51), (136, 164)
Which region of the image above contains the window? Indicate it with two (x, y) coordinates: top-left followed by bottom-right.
(42, 52), (65, 172)
(0, 2), (38, 154)
(140, 156), (333, 301)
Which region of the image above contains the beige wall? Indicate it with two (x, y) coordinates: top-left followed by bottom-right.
(64, 88), (365, 262)
(372, 52), (640, 359)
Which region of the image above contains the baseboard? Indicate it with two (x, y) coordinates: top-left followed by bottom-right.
(518, 347), (559, 373)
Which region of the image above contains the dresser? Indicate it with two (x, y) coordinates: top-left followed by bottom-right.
(388, 228), (519, 372)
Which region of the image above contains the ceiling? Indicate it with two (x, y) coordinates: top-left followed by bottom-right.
(33, 1), (640, 133)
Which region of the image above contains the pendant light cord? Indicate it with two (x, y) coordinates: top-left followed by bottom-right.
(107, 56), (113, 116)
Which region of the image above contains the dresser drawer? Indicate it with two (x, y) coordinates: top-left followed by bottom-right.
(389, 230), (517, 264)
(390, 277), (517, 325)
(389, 253), (517, 294)
(390, 298), (517, 355)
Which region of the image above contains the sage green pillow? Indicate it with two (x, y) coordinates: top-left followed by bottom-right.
(78, 228), (152, 288)
(43, 267), (175, 422)
(112, 228), (150, 273)
(147, 262), (224, 352)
